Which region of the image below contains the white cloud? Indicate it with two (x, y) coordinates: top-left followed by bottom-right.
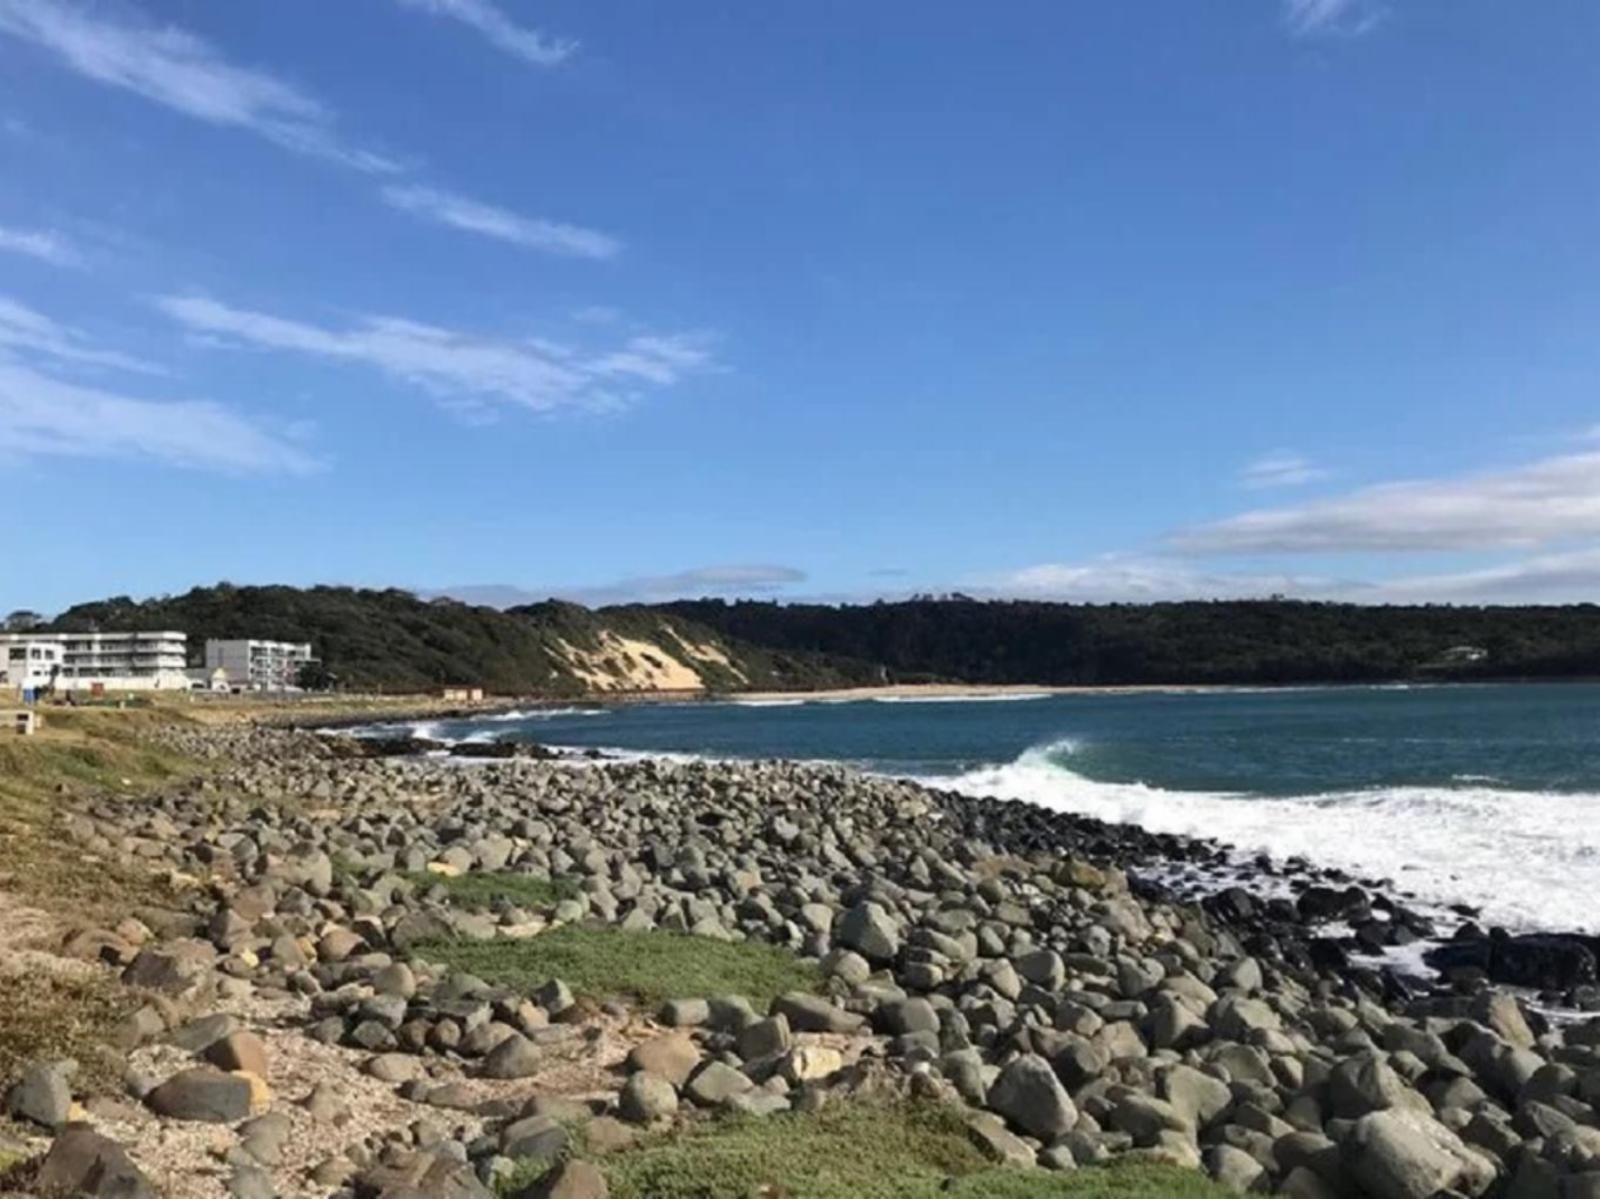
(0, 224), (83, 268)
(977, 557), (1329, 604)
(1239, 450), (1329, 490)
(429, 565), (808, 609)
(1367, 548), (1600, 605)
(0, 0), (395, 172)
(155, 294), (715, 416)
(381, 186), (620, 260)
(0, 295), (161, 374)
(1175, 449), (1600, 555)
(981, 546), (1600, 607)
(1282, 0), (1385, 38)
(394, 0), (575, 67)
(0, 359), (318, 474)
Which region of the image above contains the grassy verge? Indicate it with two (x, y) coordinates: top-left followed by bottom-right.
(0, 707), (196, 920)
(531, 1101), (1236, 1199)
(404, 870), (580, 909)
(0, 969), (142, 1096)
(417, 924), (819, 1009)
(0, 707), (200, 1096)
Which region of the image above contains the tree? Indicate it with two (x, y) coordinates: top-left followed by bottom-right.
(3, 610), (44, 632)
(295, 660), (336, 691)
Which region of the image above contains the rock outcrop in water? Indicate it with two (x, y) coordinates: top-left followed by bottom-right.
(4, 723), (1600, 1198)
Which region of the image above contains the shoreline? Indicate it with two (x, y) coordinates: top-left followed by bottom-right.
(5, 711), (1599, 1196)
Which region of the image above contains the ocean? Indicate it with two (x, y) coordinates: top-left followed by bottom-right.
(389, 683), (1600, 936)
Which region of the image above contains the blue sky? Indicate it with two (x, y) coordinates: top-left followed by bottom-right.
(3, 0), (1600, 614)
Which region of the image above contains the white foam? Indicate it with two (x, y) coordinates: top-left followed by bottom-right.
(868, 692), (1052, 704)
(925, 739), (1600, 935)
(479, 706), (610, 721)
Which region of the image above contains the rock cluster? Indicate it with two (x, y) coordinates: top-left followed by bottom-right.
(6, 725), (1600, 1199)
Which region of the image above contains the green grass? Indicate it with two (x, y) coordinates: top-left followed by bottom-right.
(416, 923), (819, 1009)
(403, 870), (580, 909)
(580, 1101), (1235, 1199)
(0, 968), (141, 1097)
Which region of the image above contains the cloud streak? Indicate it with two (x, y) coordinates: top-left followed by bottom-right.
(1175, 450), (1600, 555)
(429, 565), (808, 609)
(0, 295), (162, 374)
(0, 360), (319, 474)
(1239, 450), (1328, 490)
(0, 296), (317, 475)
(155, 294), (715, 417)
(381, 186), (620, 259)
(0, 0), (395, 171)
(0, 224), (83, 268)
(394, 0), (575, 67)
(1282, 0), (1385, 38)
(978, 557), (1329, 604)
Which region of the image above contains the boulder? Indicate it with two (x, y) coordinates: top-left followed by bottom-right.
(987, 1053), (1076, 1140)
(618, 1072), (677, 1125)
(482, 1035), (542, 1080)
(835, 902), (901, 963)
(771, 992), (866, 1034)
(204, 1032), (269, 1077)
(684, 1062), (753, 1108)
(626, 1034), (701, 1087)
(1345, 1108), (1497, 1199)
(144, 1068), (254, 1123)
(34, 1127), (156, 1198)
(4, 1059), (74, 1129)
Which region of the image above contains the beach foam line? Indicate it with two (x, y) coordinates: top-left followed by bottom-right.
(922, 738), (1600, 935)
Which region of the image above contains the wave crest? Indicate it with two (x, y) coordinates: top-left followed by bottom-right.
(926, 739), (1600, 935)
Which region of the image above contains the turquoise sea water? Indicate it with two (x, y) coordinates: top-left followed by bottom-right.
(399, 684), (1600, 934)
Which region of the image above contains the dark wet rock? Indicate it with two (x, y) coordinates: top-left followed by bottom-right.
(34, 1126), (157, 1198)
(4, 1059), (74, 1129)
(144, 1068), (254, 1123)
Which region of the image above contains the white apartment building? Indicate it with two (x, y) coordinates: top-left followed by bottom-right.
(0, 630), (191, 691)
(204, 639), (315, 691)
(0, 637), (65, 691)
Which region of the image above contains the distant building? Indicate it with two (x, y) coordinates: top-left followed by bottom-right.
(1440, 645), (1489, 665)
(0, 636), (65, 691)
(0, 631), (190, 691)
(204, 639), (316, 691)
(441, 686), (485, 702)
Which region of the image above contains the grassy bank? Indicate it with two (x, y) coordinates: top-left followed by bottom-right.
(504, 1102), (1236, 1199)
(420, 923), (820, 1010)
(0, 707), (195, 918)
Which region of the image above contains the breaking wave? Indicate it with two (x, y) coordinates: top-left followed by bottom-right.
(924, 738), (1600, 934)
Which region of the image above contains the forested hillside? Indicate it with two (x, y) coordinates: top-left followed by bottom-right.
(649, 597), (1600, 685)
(46, 585), (877, 694)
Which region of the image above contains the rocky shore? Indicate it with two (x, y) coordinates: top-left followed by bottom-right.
(5, 723), (1600, 1199)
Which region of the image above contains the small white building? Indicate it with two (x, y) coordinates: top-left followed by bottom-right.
(0, 630), (190, 691)
(0, 636), (65, 691)
(204, 639), (315, 691)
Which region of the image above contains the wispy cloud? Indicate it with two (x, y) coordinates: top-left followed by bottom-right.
(0, 295), (162, 374)
(428, 565), (807, 609)
(0, 0), (395, 172)
(155, 294), (715, 417)
(1239, 450), (1329, 490)
(0, 360), (319, 474)
(1175, 449), (1600, 555)
(978, 557), (1326, 604)
(0, 295), (316, 474)
(980, 546), (1600, 607)
(381, 186), (620, 260)
(1282, 0), (1385, 38)
(394, 0), (576, 67)
(0, 224), (83, 268)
